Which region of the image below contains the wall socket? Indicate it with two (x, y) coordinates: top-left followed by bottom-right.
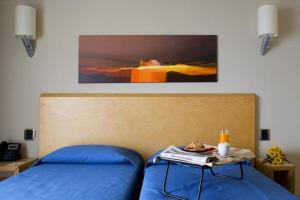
(260, 129), (270, 141)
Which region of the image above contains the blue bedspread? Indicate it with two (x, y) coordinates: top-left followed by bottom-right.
(139, 161), (299, 200)
(0, 163), (141, 200)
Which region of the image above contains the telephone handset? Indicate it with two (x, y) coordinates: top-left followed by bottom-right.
(0, 141), (21, 161)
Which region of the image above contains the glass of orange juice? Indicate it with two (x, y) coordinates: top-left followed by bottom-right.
(219, 129), (229, 143)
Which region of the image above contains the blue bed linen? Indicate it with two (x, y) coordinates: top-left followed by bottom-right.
(0, 163), (141, 200)
(139, 161), (299, 200)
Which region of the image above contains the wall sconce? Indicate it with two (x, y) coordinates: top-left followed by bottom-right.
(15, 5), (36, 57)
(258, 4), (278, 56)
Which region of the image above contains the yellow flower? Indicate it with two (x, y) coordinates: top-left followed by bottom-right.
(267, 146), (285, 165)
(267, 148), (277, 158)
(271, 156), (283, 165)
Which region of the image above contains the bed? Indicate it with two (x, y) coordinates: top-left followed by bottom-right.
(139, 151), (299, 200)
(0, 93), (296, 199)
(0, 145), (143, 200)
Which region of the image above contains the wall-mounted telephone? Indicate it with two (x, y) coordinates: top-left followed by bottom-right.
(0, 141), (21, 161)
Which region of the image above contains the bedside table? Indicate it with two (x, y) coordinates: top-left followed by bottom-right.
(0, 158), (38, 180)
(256, 158), (295, 193)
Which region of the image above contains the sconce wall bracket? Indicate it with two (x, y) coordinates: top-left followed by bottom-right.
(21, 36), (34, 57)
(260, 35), (271, 56)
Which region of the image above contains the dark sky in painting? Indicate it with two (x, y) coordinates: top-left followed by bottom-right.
(79, 35), (217, 67)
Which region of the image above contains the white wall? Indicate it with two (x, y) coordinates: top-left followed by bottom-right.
(1, 0), (300, 194)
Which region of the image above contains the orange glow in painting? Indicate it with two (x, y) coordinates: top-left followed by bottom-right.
(131, 65), (217, 82)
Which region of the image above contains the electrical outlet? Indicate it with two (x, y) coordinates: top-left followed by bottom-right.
(260, 129), (270, 141)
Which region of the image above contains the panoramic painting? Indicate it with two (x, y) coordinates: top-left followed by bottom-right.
(79, 35), (217, 83)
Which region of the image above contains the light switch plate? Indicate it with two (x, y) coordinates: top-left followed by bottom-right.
(24, 129), (36, 140)
(260, 129), (270, 141)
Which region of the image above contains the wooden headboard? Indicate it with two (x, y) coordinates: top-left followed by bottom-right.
(40, 93), (256, 160)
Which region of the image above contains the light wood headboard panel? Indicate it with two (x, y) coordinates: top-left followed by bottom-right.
(40, 94), (256, 160)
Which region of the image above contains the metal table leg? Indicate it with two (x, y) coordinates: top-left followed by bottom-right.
(162, 161), (205, 200)
(195, 167), (205, 200)
(210, 162), (244, 180)
(161, 161), (244, 200)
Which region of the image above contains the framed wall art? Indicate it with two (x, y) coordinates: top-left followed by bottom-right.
(79, 35), (217, 83)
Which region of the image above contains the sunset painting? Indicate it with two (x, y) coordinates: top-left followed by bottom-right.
(79, 35), (217, 83)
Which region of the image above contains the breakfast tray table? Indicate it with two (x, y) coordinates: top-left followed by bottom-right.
(156, 147), (255, 200)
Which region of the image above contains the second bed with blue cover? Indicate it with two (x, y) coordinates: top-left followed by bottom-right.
(139, 153), (299, 200)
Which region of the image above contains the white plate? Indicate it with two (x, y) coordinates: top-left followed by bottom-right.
(214, 152), (236, 158)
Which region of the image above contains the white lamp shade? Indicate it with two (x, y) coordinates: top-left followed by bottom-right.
(258, 4), (278, 37)
(15, 5), (36, 40)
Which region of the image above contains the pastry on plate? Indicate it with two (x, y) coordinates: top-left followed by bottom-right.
(184, 141), (204, 151)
